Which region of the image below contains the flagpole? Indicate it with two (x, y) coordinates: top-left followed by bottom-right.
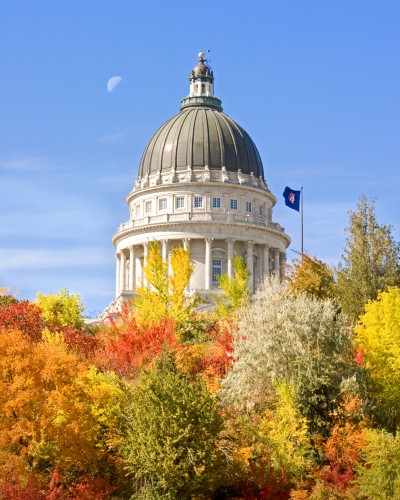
(301, 187), (304, 256)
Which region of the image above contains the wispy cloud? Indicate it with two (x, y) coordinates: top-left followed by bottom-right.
(0, 248), (110, 270)
(97, 130), (130, 142)
(0, 157), (47, 170)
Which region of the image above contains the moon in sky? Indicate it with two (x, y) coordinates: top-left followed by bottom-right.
(107, 76), (122, 92)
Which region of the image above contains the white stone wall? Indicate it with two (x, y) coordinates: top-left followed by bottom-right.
(113, 171), (290, 299)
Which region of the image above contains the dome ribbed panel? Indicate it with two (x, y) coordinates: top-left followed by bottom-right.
(137, 107), (264, 178)
(207, 111), (222, 168)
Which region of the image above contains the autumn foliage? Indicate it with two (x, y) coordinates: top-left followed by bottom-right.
(0, 300), (44, 341)
(0, 198), (399, 498)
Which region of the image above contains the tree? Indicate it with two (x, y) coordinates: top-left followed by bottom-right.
(355, 429), (400, 499)
(122, 355), (223, 498)
(0, 300), (44, 342)
(336, 195), (400, 323)
(285, 252), (336, 300)
(216, 256), (251, 316)
(222, 279), (355, 437)
(133, 242), (201, 337)
(354, 287), (400, 429)
(0, 329), (119, 486)
(0, 287), (18, 309)
(256, 382), (312, 483)
(97, 313), (177, 377)
(36, 288), (85, 329)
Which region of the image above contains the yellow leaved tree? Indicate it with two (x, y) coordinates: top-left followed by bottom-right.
(133, 241), (201, 336)
(216, 255), (251, 317)
(285, 252), (336, 300)
(354, 286), (400, 430)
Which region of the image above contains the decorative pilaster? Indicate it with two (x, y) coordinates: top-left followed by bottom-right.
(205, 238), (213, 290)
(247, 241), (254, 291)
(115, 253), (121, 297)
(129, 246), (136, 291)
(227, 239), (235, 277)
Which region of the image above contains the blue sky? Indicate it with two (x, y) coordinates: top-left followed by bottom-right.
(1, 1), (399, 316)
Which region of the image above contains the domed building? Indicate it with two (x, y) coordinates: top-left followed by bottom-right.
(111, 52), (290, 304)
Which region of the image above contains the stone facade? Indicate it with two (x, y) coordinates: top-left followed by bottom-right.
(103, 53), (290, 316)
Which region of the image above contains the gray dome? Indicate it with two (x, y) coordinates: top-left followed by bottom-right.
(138, 107), (264, 178)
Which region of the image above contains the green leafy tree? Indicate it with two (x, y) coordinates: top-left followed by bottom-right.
(354, 286), (400, 429)
(285, 252), (336, 300)
(216, 255), (251, 316)
(355, 429), (400, 499)
(36, 288), (85, 329)
(222, 279), (355, 437)
(0, 286), (18, 308)
(336, 195), (400, 323)
(122, 355), (223, 499)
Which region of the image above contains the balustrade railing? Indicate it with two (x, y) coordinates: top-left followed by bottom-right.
(118, 211), (281, 232)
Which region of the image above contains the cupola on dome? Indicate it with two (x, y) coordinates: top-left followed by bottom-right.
(138, 53), (264, 179)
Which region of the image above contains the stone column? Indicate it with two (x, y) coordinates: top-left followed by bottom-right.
(161, 239), (168, 262)
(227, 239), (235, 277)
(129, 246), (136, 291)
(115, 253), (121, 297)
(280, 252), (287, 281)
(263, 244), (270, 279)
(273, 248), (280, 277)
(183, 238), (191, 292)
(247, 240), (254, 291)
(119, 250), (127, 292)
(205, 238), (213, 290)
(143, 242), (149, 287)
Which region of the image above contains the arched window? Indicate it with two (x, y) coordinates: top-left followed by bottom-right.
(212, 259), (222, 284)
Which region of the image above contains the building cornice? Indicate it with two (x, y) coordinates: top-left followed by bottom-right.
(112, 216), (291, 247)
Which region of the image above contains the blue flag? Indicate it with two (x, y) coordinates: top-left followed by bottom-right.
(283, 186), (301, 212)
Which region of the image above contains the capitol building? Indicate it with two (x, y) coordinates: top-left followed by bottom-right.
(110, 52), (290, 307)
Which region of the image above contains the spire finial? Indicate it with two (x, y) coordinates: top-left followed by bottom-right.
(198, 51), (204, 62)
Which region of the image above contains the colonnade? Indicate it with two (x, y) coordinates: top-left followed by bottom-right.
(115, 238), (285, 297)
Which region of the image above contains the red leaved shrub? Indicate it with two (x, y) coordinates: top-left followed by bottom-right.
(0, 301), (44, 342)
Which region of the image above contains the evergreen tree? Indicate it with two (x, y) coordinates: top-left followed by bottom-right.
(336, 195), (400, 322)
(122, 355), (223, 498)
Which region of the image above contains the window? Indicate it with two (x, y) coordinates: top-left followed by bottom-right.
(230, 199), (238, 210)
(212, 259), (222, 284)
(213, 197), (221, 208)
(259, 205), (263, 216)
(145, 201), (152, 214)
(159, 198), (167, 211)
(194, 196), (203, 208)
(246, 201), (253, 213)
(201, 83), (205, 93)
(135, 204), (141, 217)
(175, 196), (185, 209)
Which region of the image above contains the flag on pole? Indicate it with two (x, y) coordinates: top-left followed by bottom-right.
(283, 186), (301, 212)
